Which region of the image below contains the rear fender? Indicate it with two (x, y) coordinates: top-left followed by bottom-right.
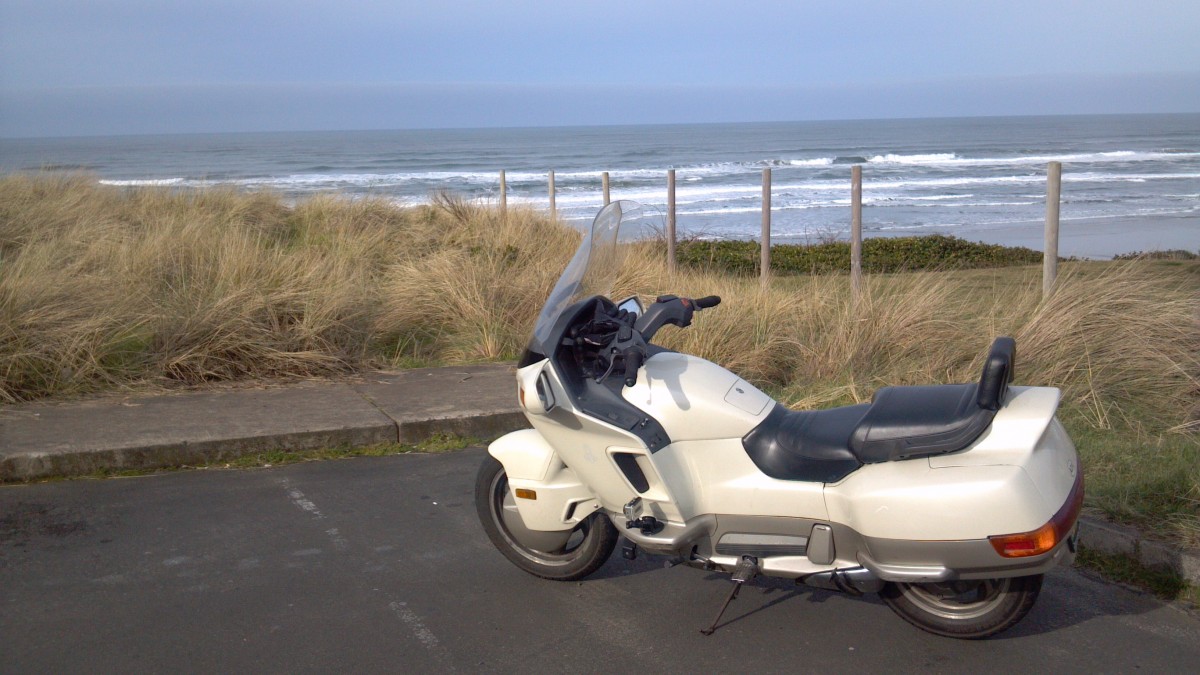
(488, 430), (600, 531)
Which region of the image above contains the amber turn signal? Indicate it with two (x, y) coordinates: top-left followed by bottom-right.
(989, 470), (1083, 558)
(514, 488), (537, 500)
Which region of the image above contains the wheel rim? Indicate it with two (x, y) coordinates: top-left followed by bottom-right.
(897, 578), (1012, 621)
(489, 470), (589, 567)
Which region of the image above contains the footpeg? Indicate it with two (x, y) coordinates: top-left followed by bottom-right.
(700, 556), (759, 636)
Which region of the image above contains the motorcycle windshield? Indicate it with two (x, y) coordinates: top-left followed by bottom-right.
(531, 200), (655, 352)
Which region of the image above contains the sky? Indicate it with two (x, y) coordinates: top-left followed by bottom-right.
(2, 0), (1199, 137)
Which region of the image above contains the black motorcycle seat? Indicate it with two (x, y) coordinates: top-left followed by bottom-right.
(742, 337), (1015, 482)
(851, 337), (1014, 463)
(848, 383), (992, 463)
(741, 403), (870, 482)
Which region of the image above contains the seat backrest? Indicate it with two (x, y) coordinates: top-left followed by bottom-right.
(976, 337), (1016, 411)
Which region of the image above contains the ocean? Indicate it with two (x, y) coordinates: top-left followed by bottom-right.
(2, 114), (1197, 256)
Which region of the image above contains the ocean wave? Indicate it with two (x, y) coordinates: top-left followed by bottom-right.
(866, 150), (1200, 168)
(1063, 171), (1200, 183)
(886, 194), (971, 201)
(94, 155), (1200, 196)
(98, 178), (187, 186)
(95, 166), (1200, 203)
(784, 158), (835, 167)
(868, 153), (957, 165)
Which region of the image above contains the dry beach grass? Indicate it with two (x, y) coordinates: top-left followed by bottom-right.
(1, 175), (1196, 543)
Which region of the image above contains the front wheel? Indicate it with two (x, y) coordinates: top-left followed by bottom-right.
(474, 455), (618, 581)
(880, 575), (1043, 639)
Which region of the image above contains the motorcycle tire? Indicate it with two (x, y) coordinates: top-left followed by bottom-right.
(474, 455), (618, 581)
(880, 574), (1043, 639)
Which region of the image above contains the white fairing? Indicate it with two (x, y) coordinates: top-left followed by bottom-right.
(824, 386), (1077, 540)
(488, 429), (601, 532)
(622, 352), (773, 441)
(651, 439), (829, 520)
(513, 360), (670, 518)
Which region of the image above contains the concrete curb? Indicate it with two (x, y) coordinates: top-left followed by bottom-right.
(0, 409), (531, 482)
(0, 364), (526, 483)
(1077, 517), (1200, 585)
(0, 425), (397, 480)
(395, 410), (529, 445)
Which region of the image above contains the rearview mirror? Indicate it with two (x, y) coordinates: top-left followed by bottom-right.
(616, 295), (644, 318)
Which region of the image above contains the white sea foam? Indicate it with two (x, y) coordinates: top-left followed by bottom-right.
(97, 161), (1200, 198)
(868, 153), (957, 165)
(913, 193), (971, 200)
(99, 178), (186, 186)
(785, 158), (835, 167)
(866, 150), (1200, 168)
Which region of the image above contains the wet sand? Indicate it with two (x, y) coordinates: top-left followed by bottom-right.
(943, 212), (1199, 259)
(775, 212), (1198, 260)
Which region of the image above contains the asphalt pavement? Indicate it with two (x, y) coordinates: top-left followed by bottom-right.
(2, 449), (1197, 673)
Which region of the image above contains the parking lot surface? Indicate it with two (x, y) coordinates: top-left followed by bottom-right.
(3, 449), (1198, 673)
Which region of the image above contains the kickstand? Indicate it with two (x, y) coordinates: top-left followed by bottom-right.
(700, 556), (758, 636)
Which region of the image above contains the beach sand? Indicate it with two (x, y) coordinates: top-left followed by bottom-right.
(775, 212), (1197, 259)
(949, 212), (1198, 259)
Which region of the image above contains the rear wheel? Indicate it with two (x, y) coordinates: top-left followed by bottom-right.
(474, 455), (618, 581)
(880, 575), (1043, 639)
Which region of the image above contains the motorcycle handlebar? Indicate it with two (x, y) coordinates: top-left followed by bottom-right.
(635, 294), (721, 342)
(623, 349), (644, 388)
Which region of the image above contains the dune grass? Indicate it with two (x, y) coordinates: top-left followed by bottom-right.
(2, 175), (1196, 544)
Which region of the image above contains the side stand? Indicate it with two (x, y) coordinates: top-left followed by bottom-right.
(700, 556), (758, 636)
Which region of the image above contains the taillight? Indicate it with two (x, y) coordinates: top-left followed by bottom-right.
(989, 470), (1083, 558)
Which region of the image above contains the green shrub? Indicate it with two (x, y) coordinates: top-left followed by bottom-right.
(676, 235), (1044, 275)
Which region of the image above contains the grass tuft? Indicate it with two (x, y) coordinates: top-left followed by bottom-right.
(1076, 547), (1199, 607)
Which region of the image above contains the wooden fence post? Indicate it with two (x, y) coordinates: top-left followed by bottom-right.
(548, 170), (556, 220)
(667, 169), (677, 274)
(499, 170), (507, 215)
(761, 168), (771, 286)
(851, 165), (863, 297)
(602, 171), (611, 205)
(1044, 161), (1062, 298)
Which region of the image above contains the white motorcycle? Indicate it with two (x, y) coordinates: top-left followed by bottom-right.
(475, 201), (1082, 639)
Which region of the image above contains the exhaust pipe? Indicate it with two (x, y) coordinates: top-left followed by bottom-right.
(800, 567), (884, 595)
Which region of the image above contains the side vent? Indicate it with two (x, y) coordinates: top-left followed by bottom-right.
(612, 452), (651, 493)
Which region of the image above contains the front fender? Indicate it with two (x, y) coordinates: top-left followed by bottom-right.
(488, 430), (600, 531)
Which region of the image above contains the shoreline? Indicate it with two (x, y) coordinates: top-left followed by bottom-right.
(772, 212), (1198, 260)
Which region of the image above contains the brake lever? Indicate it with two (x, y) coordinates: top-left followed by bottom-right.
(595, 351), (618, 383)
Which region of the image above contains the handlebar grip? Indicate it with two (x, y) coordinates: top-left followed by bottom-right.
(694, 295), (721, 309)
(623, 350), (645, 388)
